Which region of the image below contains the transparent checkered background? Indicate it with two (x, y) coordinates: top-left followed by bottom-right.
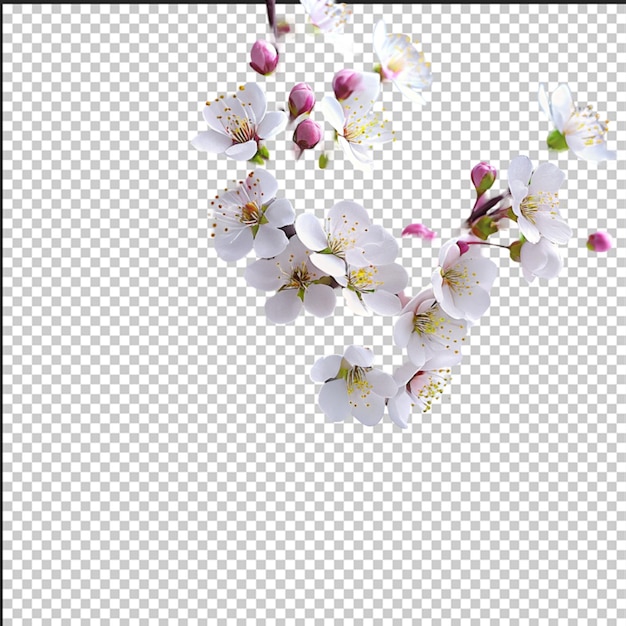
(3, 3), (624, 624)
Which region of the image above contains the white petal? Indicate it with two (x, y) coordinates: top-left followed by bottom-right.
(253, 226), (289, 258)
(214, 228), (254, 262)
(295, 213), (328, 251)
(320, 96), (346, 132)
(344, 345), (375, 368)
(402, 288), (435, 315)
(361, 290), (401, 316)
(529, 162), (565, 194)
(246, 168), (279, 204)
(202, 95), (250, 134)
(318, 379), (351, 423)
(375, 263), (409, 294)
(393, 79), (428, 105)
(507, 155), (533, 186)
(244, 259), (284, 291)
(265, 198), (295, 227)
(538, 83), (551, 120)
(431, 267), (444, 303)
(366, 369), (398, 398)
(388, 389), (411, 429)
(393, 361), (419, 386)
(338, 136), (373, 172)
(328, 200), (372, 234)
(310, 252), (346, 278)
(449, 285), (491, 322)
(517, 215), (541, 244)
(343, 288), (371, 316)
(438, 238), (461, 270)
(550, 84), (573, 132)
(358, 237), (398, 266)
(535, 245), (562, 279)
(407, 334), (428, 370)
(572, 142), (617, 162)
(303, 284), (337, 318)
(310, 354), (342, 383)
(509, 179), (529, 210)
(373, 20), (387, 58)
(257, 111), (287, 139)
(224, 140), (258, 161)
(239, 82), (267, 124)
(534, 212), (572, 245)
(463, 257), (498, 292)
(265, 290), (303, 324)
(191, 129), (232, 154)
(351, 393), (385, 427)
(434, 281), (465, 320)
(393, 311), (415, 348)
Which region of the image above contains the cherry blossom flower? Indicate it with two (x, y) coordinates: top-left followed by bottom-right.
(210, 169), (295, 262)
(507, 156), (571, 245)
(244, 236), (337, 323)
(387, 355), (456, 428)
(393, 288), (468, 369)
(250, 40), (279, 76)
(192, 83), (287, 161)
(373, 20), (432, 104)
(320, 71), (393, 171)
(288, 83), (316, 120)
(518, 237), (563, 284)
(431, 238), (498, 321)
(539, 84), (617, 161)
(311, 345), (397, 426)
(295, 200), (398, 279)
(338, 261), (408, 316)
(300, 0), (352, 34)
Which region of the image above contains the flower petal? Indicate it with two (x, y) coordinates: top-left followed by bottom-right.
(295, 213), (328, 251)
(374, 263), (409, 294)
(257, 111), (287, 139)
(373, 20), (387, 57)
(310, 354), (342, 383)
(338, 136), (373, 172)
(517, 214), (541, 244)
(344, 345), (375, 368)
(534, 212), (572, 245)
(509, 179), (529, 211)
(538, 83), (551, 120)
(388, 389), (411, 429)
(361, 290), (402, 316)
(393, 361), (419, 386)
(310, 252), (346, 278)
(407, 334), (429, 370)
(191, 129), (233, 154)
(393, 78), (428, 105)
(351, 393), (385, 427)
(265, 290), (303, 324)
(343, 288), (371, 316)
(303, 283), (337, 318)
(341, 71), (381, 120)
(265, 198), (295, 227)
(507, 155), (533, 186)
(529, 162), (565, 194)
(358, 236), (399, 267)
(253, 225), (289, 258)
(214, 228), (254, 262)
(202, 95), (250, 134)
(550, 84), (573, 132)
(318, 379), (351, 422)
(224, 140), (259, 161)
(244, 259), (284, 291)
(320, 95), (346, 132)
(449, 285), (491, 322)
(366, 369), (398, 398)
(239, 82), (267, 125)
(393, 311), (415, 348)
(572, 142), (617, 162)
(246, 168), (279, 204)
(328, 200), (372, 233)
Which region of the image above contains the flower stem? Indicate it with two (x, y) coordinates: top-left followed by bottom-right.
(466, 191), (510, 227)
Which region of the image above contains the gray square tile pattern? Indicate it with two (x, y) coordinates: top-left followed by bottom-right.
(3, 3), (624, 624)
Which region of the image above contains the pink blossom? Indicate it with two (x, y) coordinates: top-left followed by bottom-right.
(401, 223), (437, 240)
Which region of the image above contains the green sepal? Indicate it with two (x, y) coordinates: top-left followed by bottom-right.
(471, 215), (498, 241)
(258, 144), (270, 159)
(249, 153), (265, 165)
(509, 240), (523, 263)
(547, 129), (568, 152)
(318, 153), (329, 169)
(507, 207), (518, 222)
(251, 224), (260, 238)
(297, 288), (305, 301)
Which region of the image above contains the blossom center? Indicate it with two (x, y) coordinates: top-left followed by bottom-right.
(240, 202), (262, 225)
(564, 105), (609, 147)
(345, 365), (372, 398)
(520, 191), (558, 224)
(348, 266), (382, 292)
(441, 264), (470, 294)
(413, 307), (444, 336)
(227, 115), (257, 144)
(409, 368), (451, 413)
(284, 262), (311, 289)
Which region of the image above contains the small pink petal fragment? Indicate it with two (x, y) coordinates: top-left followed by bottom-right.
(401, 223), (437, 240)
(586, 231), (613, 252)
(456, 240), (470, 255)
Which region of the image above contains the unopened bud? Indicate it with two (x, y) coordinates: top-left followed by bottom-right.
(471, 162), (497, 195)
(288, 83), (316, 119)
(250, 40), (279, 76)
(332, 69), (362, 101)
(586, 231), (613, 252)
(318, 152), (329, 169)
(293, 119), (322, 151)
(509, 240), (523, 262)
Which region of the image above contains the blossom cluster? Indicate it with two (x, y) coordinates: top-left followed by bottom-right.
(191, 1), (617, 428)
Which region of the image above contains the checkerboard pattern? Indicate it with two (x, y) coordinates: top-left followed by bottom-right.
(4, 3), (624, 624)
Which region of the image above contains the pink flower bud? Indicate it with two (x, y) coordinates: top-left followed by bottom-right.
(471, 162), (497, 195)
(332, 70), (362, 101)
(586, 231), (613, 252)
(401, 223), (437, 240)
(288, 83), (316, 119)
(250, 40), (279, 76)
(293, 119), (322, 151)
